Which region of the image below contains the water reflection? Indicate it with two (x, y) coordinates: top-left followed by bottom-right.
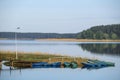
(0, 62), (1, 76)
(0, 61), (2, 70)
(79, 44), (120, 56)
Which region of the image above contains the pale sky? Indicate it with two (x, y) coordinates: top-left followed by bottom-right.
(0, 0), (120, 33)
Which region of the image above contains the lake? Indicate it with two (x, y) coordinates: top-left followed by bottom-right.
(0, 40), (120, 80)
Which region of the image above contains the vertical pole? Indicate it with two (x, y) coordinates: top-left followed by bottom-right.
(15, 27), (20, 60)
(15, 31), (18, 59)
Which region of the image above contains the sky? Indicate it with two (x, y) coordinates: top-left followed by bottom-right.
(0, 0), (120, 33)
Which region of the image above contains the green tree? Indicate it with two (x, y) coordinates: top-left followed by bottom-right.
(103, 33), (109, 39)
(76, 24), (120, 39)
(111, 33), (118, 39)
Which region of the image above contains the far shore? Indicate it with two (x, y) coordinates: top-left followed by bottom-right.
(36, 38), (120, 42)
(0, 38), (120, 42)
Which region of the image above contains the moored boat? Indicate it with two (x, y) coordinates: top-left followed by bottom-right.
(70, 61), (78, 69)
(32, 62), (61, 68)
(63, 62), (71, 68)
(82, 59), (115, 69)
(50, 62), (61, 68)
(32, 62), (48, 68)
(88, 59), (115, 67)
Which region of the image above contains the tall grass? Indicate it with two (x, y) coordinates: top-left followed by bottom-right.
(0, 51), (87, 64)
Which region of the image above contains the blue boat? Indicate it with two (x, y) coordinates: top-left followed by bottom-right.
(63, 62), (71, 68)
(70, 61), (78, 69)
(32, 62), (48, 68)
(63, 61), (78, 69)
(82, 60), (114, 69)
(82, 60), (115, 69)
(82, 62), (102, 68)
(50, 62), (61, 68)
(32, 62), (61, 68)
(88, 60), (115, 67)
(42, 62), (61, 68)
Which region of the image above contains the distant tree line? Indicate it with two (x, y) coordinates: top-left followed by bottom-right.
(0, 24), (120, 39)
(76, 24), (120, 39)
(0, 32), (76, 39)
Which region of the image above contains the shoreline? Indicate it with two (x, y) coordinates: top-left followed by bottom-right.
(0, 38), (120, 42)
(36, 38), (120, 42)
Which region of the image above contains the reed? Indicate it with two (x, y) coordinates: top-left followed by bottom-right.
(36, 38), (120, 42)
(0, 51), (87, 63)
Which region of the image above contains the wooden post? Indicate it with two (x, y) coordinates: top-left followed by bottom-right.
(12, 61), (13, 68)
(30, 62), (31, 67)
(9, 57), (13, 70)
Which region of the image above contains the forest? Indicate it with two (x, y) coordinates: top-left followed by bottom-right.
(0, 32), (76, 39)
(0, 24), (120, 39)
(76, 24), (120, 39)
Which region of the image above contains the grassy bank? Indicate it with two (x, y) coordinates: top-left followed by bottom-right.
(0, 51), (67, 62)
(0, 51), (87, 67)
(36, 38), (120, 42)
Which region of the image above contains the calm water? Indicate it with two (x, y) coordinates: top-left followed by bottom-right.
(0, 40), (120, 80)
